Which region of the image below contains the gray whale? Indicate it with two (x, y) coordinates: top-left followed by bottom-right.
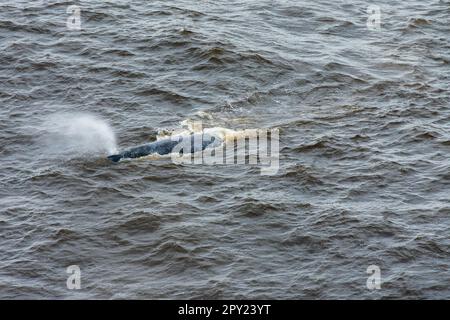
(108, 133), (220, 162)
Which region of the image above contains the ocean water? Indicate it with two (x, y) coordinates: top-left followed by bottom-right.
(0, 0), (449, 299)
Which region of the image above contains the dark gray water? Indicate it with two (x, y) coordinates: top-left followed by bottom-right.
(1, 0), (449, 299)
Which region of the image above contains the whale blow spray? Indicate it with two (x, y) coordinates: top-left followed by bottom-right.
(43, 113), (118, 158)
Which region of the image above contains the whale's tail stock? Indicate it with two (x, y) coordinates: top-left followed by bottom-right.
(107, 154), (122, 163)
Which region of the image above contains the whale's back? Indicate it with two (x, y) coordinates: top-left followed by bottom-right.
(107, 133), (221, 162)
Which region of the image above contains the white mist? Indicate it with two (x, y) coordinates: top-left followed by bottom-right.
(42, 113), (118, 157)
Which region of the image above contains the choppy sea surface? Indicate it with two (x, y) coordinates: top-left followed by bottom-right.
(1, 0), (449, 299)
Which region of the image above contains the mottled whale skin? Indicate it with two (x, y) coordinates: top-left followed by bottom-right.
(108, 133), (220, 162)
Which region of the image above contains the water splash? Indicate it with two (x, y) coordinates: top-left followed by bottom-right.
(41, 113), (118, 158)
